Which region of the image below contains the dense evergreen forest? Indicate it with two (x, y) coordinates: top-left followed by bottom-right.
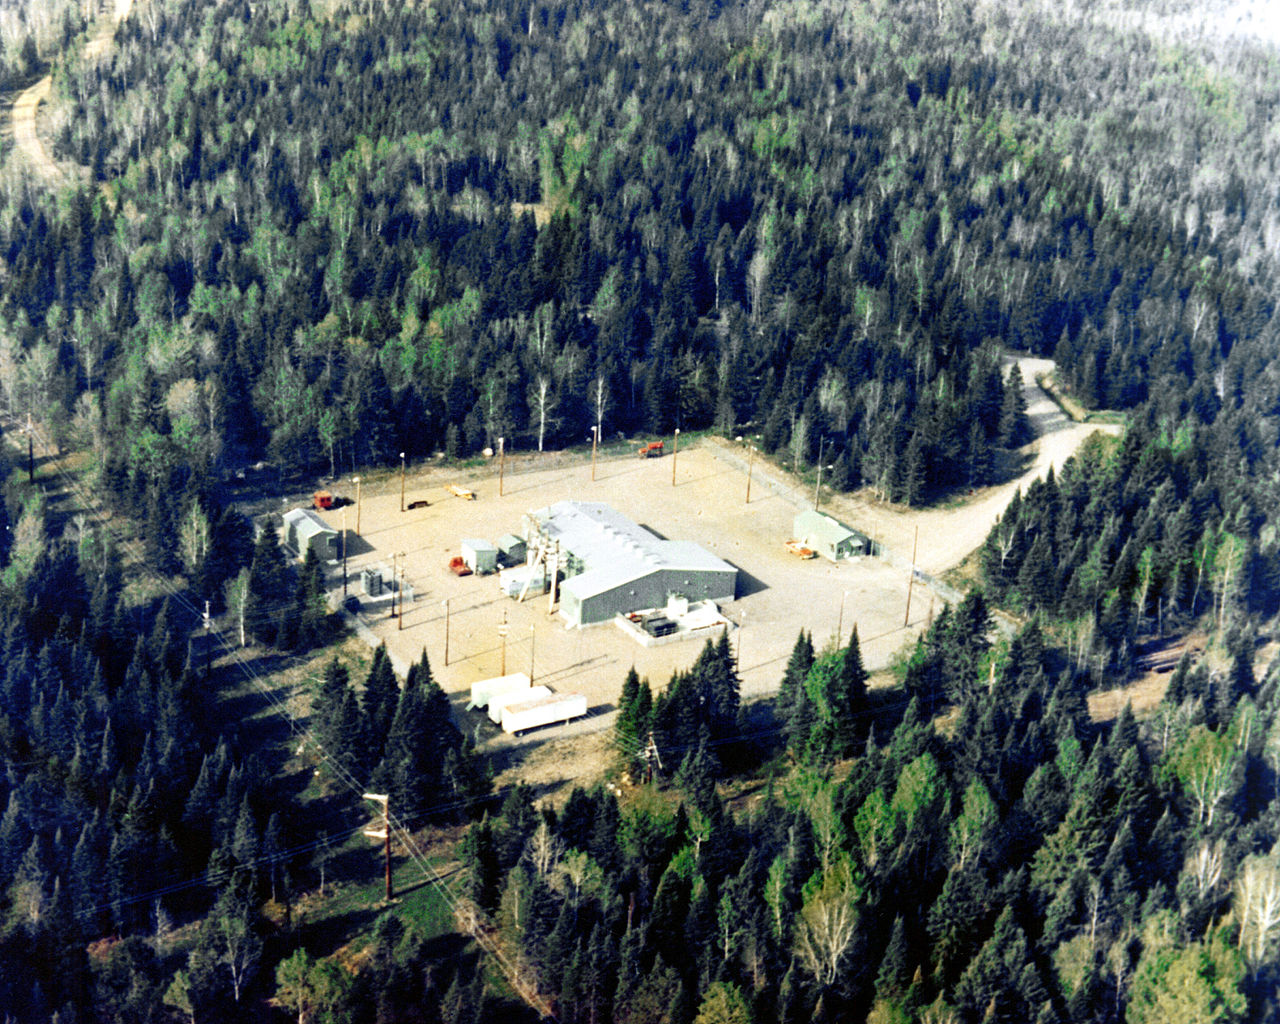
(0, 0), (1278, 1020)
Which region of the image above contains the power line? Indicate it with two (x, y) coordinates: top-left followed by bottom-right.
(21, 423), (559, 1019)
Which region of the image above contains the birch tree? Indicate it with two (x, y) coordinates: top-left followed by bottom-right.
(1235, 854), (1280, 972)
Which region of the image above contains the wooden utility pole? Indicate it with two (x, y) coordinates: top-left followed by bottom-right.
(904, 525), (919, 627)
(399, 452), (406, 512)
(529, 625), (536, 683)
(590, 426), (598, 481)
(498, 437), (505, 497)
(499, 610), (508, 675)
(341, 508), (348, 597)
(672, 428), (680, 486)
(745, 442), (755, 504)
(353, 476), (362, 536)
(398, 568), (405, 630)
(362, 793), (392, 900)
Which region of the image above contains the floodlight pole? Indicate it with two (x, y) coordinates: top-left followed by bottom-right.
(399, 452), (406, 512)
(498, 437), (505, 497)
(904, 525), (919, 627)
(341, 507), (348, 597)
(499, 610), (508, 676)
(398, 568), (405, 630)
(443, 598), (451, 666)
(590, 426), (598, 482)
(746, 442), (755, 504)
(672, 428), (680, 486)
(813, 437), (826, 509)
(353, 476), (362, 536)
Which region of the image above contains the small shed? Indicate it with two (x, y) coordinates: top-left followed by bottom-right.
(462, 538), (498, 575)
(283, 508), (340, 562)
(497, 533), (527, 567)
(793, 510), (864, 562)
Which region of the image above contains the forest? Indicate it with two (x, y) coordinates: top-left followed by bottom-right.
(0, 0), (1277, 1019)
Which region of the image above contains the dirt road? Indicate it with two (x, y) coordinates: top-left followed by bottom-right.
(10, 0), (133, 183)
(813, 355), (1122, 577)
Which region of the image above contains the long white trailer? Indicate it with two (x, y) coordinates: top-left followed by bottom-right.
(488, 685), (552, 724)
(467, 672), (531, 712)
(501, 693), (588, 735)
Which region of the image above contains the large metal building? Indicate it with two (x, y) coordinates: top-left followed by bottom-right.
(524, 501), (736, 627)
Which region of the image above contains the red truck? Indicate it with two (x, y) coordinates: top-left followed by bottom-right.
(638, 440), (664, 458)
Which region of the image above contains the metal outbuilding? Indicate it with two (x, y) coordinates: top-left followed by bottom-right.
(461, 538), (498, 575)
(793, 510), (865, 562)
(525, 501), (737, 627)
(496, 533), (527, 566)
(282, 508), (340, 561)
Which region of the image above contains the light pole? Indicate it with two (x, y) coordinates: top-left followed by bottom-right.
(499, 610), (508, 675)
(442, 597), (451, 666)
(399, 452), (406, 512)
(590, 425), (599, 482)
(498, 436), (506, 497)
(342, 507), (348, 597)
(390, 551), (400, 618)
(529, 624), (536, 683)
(813, 437), (827, 509)
(397, 567), (405, 630)
(353, 476), (362, 536)
(745, 439), (756, 504)
(672, 428), (680, 486)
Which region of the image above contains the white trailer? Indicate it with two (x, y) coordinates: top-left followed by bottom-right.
(467, 672), (531, 713)
(489, 685), (552, 724)
(501, 693), (589, 734)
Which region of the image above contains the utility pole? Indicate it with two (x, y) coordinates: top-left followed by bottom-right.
(399, 452), (406, 512)
(353, 476), (362, 536)
(498, 437), (505, 497)
(672, 428), (680, 486)
(341, 507), (348, 597)
(362, 793), (392, 901)
(442, 597), (451, 666)
(397, 568), (405, 630)
(590, 425), (598, 482)
(643, 732), (663, 784)
(529, 625), (535, 683)
(904, 525), (919, 627)
(499, 610), (508, 675)
(746, 441), (755, 504)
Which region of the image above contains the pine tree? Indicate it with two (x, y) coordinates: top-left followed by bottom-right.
(362, 644), (400, 765)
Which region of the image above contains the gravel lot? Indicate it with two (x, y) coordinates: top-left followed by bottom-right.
(304, 357), (1119, 781)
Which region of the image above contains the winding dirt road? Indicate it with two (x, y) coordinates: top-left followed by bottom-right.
(10, 0), (134, 183)
(818, 355), (1122, 577)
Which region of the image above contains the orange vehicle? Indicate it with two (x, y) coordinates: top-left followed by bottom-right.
(449, 555), (473, 576)
(638, 441), (664, 458)
(784, 540), (816, 559)
(313, 490), (334, 510)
